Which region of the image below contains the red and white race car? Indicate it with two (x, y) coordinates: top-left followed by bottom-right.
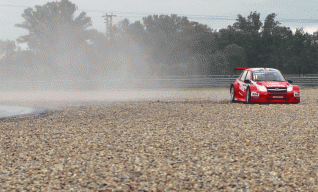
(230, 68), (300, 103)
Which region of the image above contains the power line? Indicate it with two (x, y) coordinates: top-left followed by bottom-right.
(0, 4), (28, 8)
(1, 4), (318, 23)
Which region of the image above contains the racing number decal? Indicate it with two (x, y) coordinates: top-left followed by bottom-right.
(253, 75), (258, 80)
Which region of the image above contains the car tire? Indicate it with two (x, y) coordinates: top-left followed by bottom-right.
(230, 86), (236, 103)
(246, 87), (251, 104)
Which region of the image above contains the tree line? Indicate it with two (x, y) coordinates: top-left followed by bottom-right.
(1, 0), (318, 81)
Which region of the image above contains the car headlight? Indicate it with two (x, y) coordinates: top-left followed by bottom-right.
(287, 85), (293, 92)
(256, 85), (267, 92)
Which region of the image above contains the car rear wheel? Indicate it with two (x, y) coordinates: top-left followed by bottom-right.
(230, 86), (235, 102)
(246, 87), (251, 104)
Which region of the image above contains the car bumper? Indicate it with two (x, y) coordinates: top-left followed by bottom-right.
(250, 91), (300, 103)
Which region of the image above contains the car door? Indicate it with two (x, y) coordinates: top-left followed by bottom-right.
(242, 70), (251, 100)
(237, 70), (248, 100)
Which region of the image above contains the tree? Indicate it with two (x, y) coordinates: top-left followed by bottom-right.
(233, 11), (263, 35)
(0, 40), (20, 78)
(0, 40), (16, 58)
(15, 0), (92, 50)
(262, 13), (281, 36)
(14, 0), (94, 80)
(228, 12), (263, 67)
(217, 12), (318, 75)
(255, 13), (281, 68)
(111, 14), (223, 75)
(223, 44), (246, 74)
(140, 14), (218, 75)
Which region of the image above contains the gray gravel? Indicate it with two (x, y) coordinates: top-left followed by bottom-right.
(0, 88), (317, 191)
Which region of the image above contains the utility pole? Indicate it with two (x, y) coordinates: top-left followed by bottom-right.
(102, 13), (117, 42)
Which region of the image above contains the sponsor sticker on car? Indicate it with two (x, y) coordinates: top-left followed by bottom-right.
(273, 96), (284, 98)
(267, 84), (285, 87)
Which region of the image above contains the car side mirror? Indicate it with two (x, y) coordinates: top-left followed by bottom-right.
(244, 79), (251, 84)
(288, 80), (293, 84)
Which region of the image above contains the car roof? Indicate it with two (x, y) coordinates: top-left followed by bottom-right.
(249, 68), (279, 72)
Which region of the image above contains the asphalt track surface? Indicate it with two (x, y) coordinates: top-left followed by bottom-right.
(0, 89), (230, 119)
(0, 105), (47, 120)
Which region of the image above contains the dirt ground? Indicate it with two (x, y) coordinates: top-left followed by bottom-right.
(0, 88), (318, 191)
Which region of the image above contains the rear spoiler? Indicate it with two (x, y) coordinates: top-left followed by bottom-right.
(235, 67), (249, 70)
(234, 67), (249, 74)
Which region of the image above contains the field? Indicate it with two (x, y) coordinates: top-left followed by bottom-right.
(0, 88), (318, 191)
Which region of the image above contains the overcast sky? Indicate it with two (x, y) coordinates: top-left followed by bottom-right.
(1, 0), (318, 44)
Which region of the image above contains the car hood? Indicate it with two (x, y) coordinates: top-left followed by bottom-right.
(253, 81), (290, 88)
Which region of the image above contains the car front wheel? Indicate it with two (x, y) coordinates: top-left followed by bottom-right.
(230, 86), (235, 102)
(246, 87), (251, 104)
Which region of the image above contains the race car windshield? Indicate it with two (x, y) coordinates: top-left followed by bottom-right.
(252, 70), (286, 81)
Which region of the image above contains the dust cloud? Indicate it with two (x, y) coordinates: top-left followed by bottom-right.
(0, 35), (215, 109)
(0, 35), (230, 109)
(1, 9), (231, 110)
